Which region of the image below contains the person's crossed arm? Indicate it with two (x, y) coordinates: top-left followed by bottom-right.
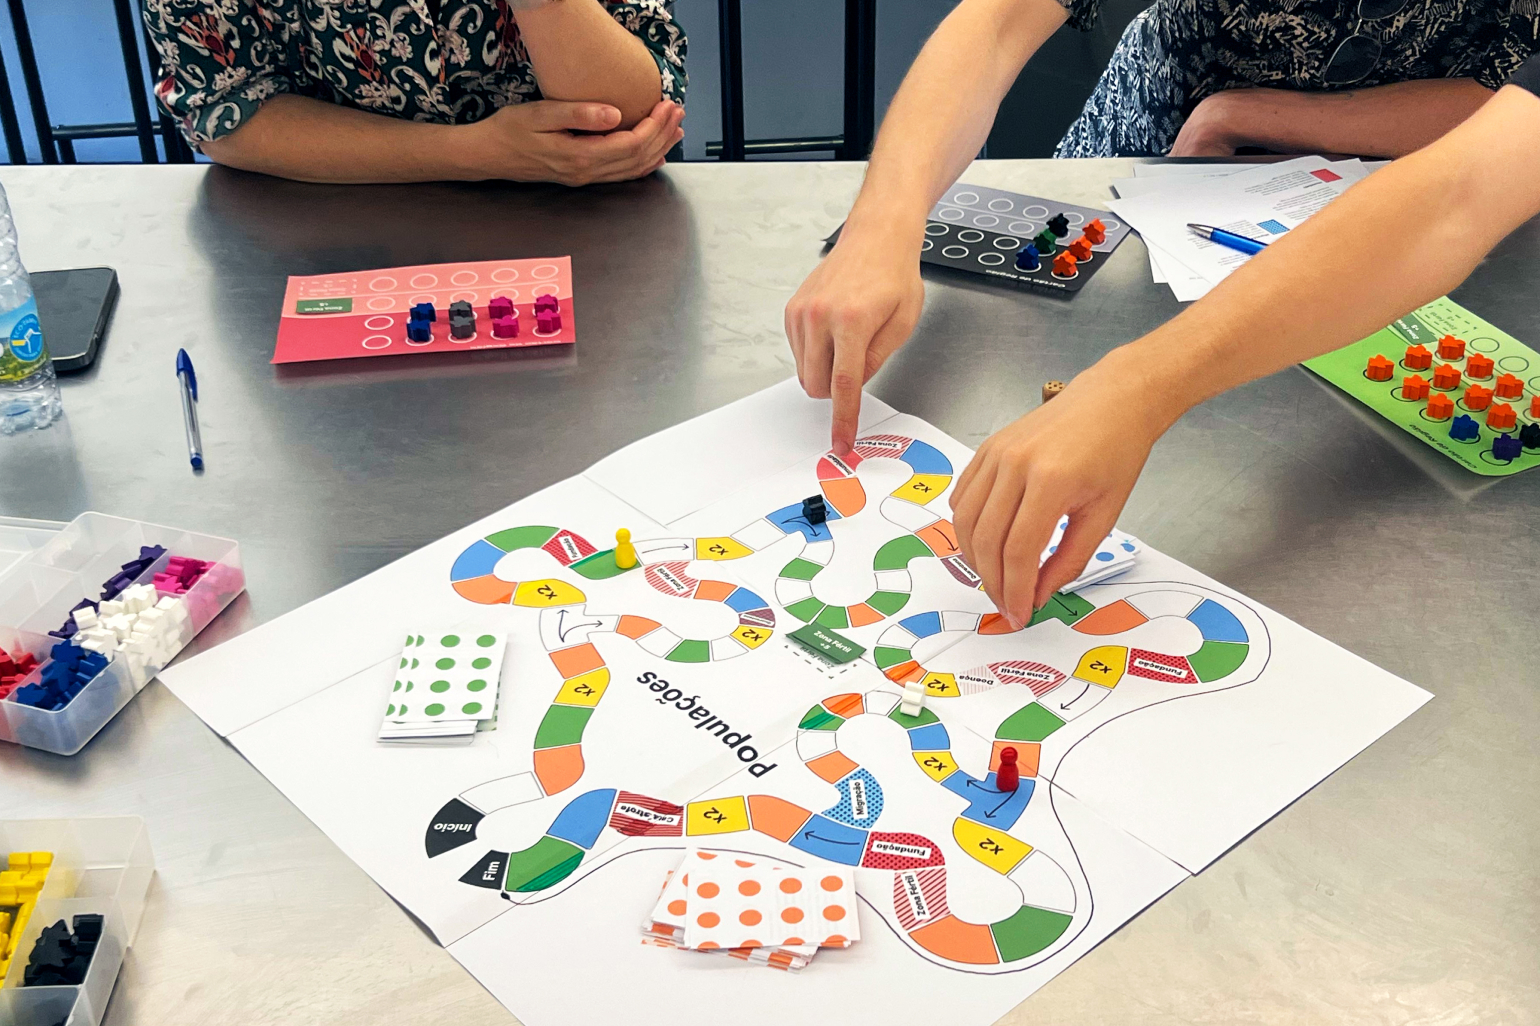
(950, 81), (1540, 628)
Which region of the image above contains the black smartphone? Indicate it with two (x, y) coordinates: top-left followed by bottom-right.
(33, 267), (119, 373)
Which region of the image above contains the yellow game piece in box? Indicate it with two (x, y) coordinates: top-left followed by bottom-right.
(0, 887), (15, 906)
(18, 873), (43, 897)
(5, 854), (24, 872)
(0, 872), (19, 887)
(28, 852), (51, 868)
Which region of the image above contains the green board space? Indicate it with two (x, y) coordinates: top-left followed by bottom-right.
(1302, 298), (1540, 477)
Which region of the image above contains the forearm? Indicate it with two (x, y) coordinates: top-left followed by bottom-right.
(1199, 79), (1493, 158)
(844, 0), (1068, 240)
(515, 0), (663, 129)
(1119, 85), (1540, 433)
(200, 95), (490, 183)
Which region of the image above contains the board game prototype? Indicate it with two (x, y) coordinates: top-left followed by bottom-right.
(1305, 297), (1540, 476)
(160, 383), (1428, 1026)
(829, 183), (1132, 295)
(273, 257), (576, 364)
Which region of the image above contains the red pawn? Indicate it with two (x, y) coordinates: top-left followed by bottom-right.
(995, 746), (1020, 792)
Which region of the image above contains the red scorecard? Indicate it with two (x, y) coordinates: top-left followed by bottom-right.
(273, 257), (576, 364)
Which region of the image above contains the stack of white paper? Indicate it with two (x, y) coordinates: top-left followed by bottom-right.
(1109, 157), (1385, 301)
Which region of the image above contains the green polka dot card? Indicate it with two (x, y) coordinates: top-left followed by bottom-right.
(379, 629), (507, 743)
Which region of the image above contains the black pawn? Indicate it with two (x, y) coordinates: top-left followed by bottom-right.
(448, 300), (473, 319)
(450, 315), (476, 340)
(1520, 422), (1540, 450)
(802, 494), (827, 525)
(1046, 213), (1070, 238)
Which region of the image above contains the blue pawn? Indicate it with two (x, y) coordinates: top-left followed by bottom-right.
(1492, 433), (1523, 461)
(406, 318), (432, 343)
(410, 302), (436, 323)
(1449, 414), (1480, 441)
(1014, 243), (1041, 272)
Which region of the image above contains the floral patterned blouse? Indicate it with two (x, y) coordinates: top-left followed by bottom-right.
(143, 0), (687, 147)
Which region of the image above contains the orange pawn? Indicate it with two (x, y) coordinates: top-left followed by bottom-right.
(1365, 355), (1394, 381)
(1067, 236), (1093, 261)
(1426, 392), (1455, 420)
(1532, 394), (1540, 418)
(1082, 218), (1107, 244)
(1464, 383), (1493, 411)
(1466, 353), (1494, 379)
(1487, 402), (1517, 430)
(1052, 251), (1078, 277)
(1437, 334), (1466, 360)
(1432, 363), (1462, 389)
(1495, 372), (1524, 399)
(1403, 344), (1432, 370)
(1401, 374), (1429, 399)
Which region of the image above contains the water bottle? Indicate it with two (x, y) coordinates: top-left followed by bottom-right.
(0, 182), (60, 434)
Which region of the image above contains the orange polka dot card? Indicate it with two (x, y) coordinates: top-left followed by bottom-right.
(677, 852), (859, 951)
(644, 852), (820, 969)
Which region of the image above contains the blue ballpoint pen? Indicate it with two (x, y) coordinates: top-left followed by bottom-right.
(175, 348), (203, 470)
(1188, 223), (1269, 256)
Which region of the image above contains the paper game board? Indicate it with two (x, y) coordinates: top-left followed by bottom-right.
(273, 257), (576, 364)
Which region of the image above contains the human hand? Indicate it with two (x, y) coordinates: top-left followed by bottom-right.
(949, 356), (1170, 627)
(1168, 90), (1248, 157)
(785, 220), (926, 455)
(469, 99), (684, 185)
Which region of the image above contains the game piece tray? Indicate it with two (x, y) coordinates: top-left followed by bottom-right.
(0, 817), (154, 1026)
(827, 183), (1133, 295)
(1304, 297), (1540, 476)
(0, 513), (244, 755)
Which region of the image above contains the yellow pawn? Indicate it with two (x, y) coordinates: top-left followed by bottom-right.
(614, 528), (638, 569)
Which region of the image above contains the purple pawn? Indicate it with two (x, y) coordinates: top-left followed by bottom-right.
(488, 295), (513, 320)
(491, 315), (520, 339)
(536, 309), (562, 334)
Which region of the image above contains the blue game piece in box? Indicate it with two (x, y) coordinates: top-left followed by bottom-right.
(406, 319), (432, 343)
(410, 302), (436, 323)
(1492, 433), (1523, 461)
(1015, 243), (1041, 272)
(1449, 414), (1480, 441)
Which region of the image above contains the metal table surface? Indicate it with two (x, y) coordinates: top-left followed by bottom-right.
(0, 161), (1534, 1026)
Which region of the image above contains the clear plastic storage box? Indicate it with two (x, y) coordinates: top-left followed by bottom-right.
(0, 512), (244, 755)
(0, 817), (154, 1026)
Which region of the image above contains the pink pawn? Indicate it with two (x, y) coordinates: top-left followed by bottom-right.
(534, 293), (559, 314)
(488, 295), (513, 320)
(536, 309), (562, 334)
(491, 315), (519, 339)
(995, 747), (1020, 792)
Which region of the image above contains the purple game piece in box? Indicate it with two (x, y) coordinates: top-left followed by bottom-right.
(534, 294), (558, 314)
(491, 316), (519, 340)
(488, 296), (513, 320)
(536, 310), (561, 334)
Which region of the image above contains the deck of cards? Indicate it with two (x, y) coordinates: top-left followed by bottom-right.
(1048, 520), (1141, 592)
(378, 628), (506, 745)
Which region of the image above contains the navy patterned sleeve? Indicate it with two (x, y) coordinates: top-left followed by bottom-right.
(1510, 50), (1540, 94)
(602, 0), (688, 105)
(1465, 12), (1540, 91)
(1053, 0), (1106, 32)
(142, 0), (297, 147)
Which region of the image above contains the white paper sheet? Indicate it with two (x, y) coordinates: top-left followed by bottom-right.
(160, 379), (1430, 1025)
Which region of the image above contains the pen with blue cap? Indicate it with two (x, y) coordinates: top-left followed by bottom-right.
(1187, 223), (1269, 255)
(175, 348), (203, 470)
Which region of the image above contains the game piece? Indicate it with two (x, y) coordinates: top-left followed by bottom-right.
(1486, 403), (1517, 430)
(1432, 363), (1462, 390)
(801, 494), (827, 525)
(1046, 212), (1070, 238)
(488, 296), (513, 320)
(995, 746), (1020, 792)
(1449, 414), (1480, 441)
(1067, 236), (1093, 262)
(1051, 251), (1078, 278)
(1533, 395), (1540, 418)
(1013, 243), (1040, 272)
(448, 300), (473, 320)
(1437, 334), (1465, 360)
(490, 316), (519, 340)
(614, 528), (637, 569)
(1032, 229), (1058, 256)
(406, 319), (432, 343)
(899, 679), (926, 717)
(1403, 344), (1432, 370)
(1083, 218), (1107, 244)
(1495, 372), (1523, 399)
(1466, 353), (1495, 379)
(1425, 392), (1454, 420)
(1493, 433), (1523, 461)
(410, 302), (436, 323)
(1042, 380), (1065, 402)
(1519, 422), (1540, 449)
(1364, 355), (1393, 381)
(1400, 374), (1429, 399)
(535, 294), (559, 313)
(786, 623), (864, 663)
(536, 304), (563, 334)
(1463, 384), (1493, 411)
(450, 316), (476, 340)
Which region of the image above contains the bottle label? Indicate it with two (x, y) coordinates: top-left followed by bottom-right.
(0, 297), (46, 383)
